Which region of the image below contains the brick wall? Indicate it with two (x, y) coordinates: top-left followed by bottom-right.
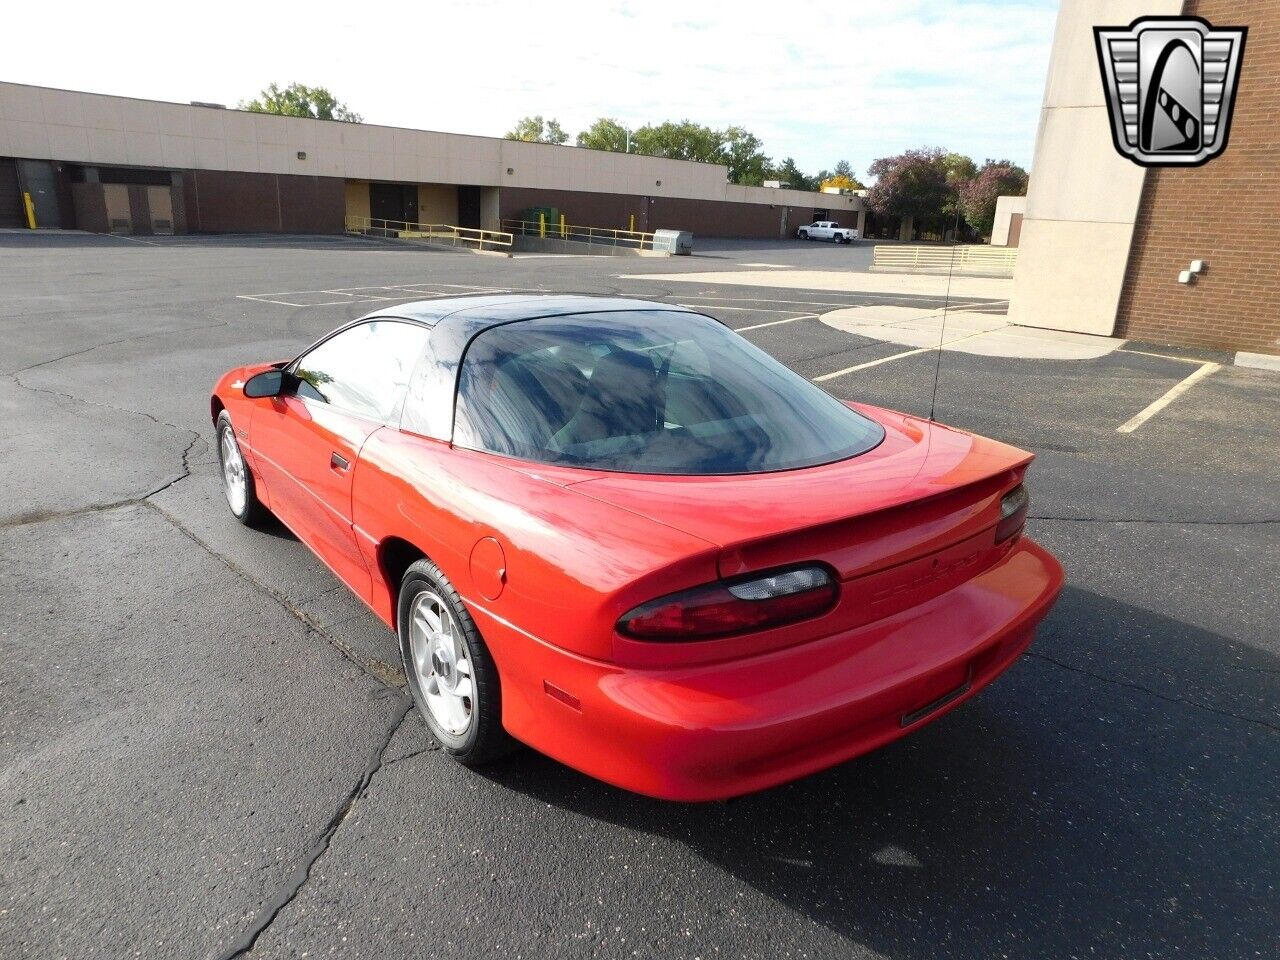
(499, 186), (832, 239)
(1115, 0), (1280, 355)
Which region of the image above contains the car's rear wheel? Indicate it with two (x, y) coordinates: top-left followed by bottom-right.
(398, 559), (513, 764)
(216, 412), (267, 526)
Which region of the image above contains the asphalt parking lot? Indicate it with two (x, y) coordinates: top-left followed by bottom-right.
(2, 231), (1276, 960)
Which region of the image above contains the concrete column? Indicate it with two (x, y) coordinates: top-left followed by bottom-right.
(480, 187), (501, 232)
(898, 216), (913, 241)
(1007, 0), (1180, 335)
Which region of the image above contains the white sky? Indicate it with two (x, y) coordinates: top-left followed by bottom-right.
(5, 0), (1059, 178)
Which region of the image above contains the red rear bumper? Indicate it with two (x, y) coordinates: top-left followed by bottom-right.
(472, 537), (1064, 801)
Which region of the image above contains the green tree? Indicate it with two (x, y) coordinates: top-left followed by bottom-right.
(631, 120), (725, 163)
(239, 83), (362, 122)
(940, 152), (978, 216)
(576, 117), (631, 152)
(958, 159), (1030, 237)
(941, 152), (978, 187)
(722, 126), (770, 185)
(505, 115), (569, 144)
(767, 157), (816, 192)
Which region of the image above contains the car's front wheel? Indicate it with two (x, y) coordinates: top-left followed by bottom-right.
(798, 230), (809, 240)
(398, 559), (513, 764)
(216, 412), (267, 526)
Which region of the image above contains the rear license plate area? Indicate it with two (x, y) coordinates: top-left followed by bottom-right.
(900, 662), (975, 727)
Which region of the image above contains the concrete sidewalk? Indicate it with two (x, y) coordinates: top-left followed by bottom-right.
(820, 304), (1124, 360)
(618, 268), (1014, 300)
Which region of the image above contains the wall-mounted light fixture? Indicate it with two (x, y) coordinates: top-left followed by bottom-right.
(1179, 259), (1208, 284)
(296, 151), (307, 160)
(655, 179), (662, 187)
(506, 167), (514, 175)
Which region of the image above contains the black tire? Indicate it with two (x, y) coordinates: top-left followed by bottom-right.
(397, 558), (514, 765)
(215, 411), (268, 526)
(798, 230), (809, 240)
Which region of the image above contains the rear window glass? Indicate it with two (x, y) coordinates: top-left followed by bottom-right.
(452, 310), (884, 475)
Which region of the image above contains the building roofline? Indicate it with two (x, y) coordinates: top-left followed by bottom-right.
(0, 79), (731, 173)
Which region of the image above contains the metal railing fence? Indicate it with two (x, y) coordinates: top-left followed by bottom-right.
(345, 215), (512, 251)
(871, 244), (1018, 276)
(501, 217), (656, 251)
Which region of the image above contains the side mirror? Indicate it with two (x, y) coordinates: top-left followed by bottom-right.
(243, 369), (286, 399)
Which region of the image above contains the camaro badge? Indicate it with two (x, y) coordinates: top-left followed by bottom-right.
(1094, 16), (1247, 167)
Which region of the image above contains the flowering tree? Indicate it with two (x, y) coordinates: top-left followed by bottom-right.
(866, 148), (952, 222)
(958, 160), (1030, 237)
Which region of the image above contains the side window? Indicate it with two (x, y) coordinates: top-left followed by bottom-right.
(292, 320), (429, 423)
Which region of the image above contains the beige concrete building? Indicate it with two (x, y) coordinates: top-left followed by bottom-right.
(0, 81), (863, 239)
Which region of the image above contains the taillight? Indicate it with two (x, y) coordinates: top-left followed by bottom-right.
(996, 484), (1029, 544)
(617, 565), (838, 641)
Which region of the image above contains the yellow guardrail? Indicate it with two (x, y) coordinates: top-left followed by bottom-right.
(345, 216), (512, 251)
(871, 244), (1018, 275)
(501, 217), (656, 251)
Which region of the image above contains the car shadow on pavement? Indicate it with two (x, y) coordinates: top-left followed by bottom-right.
(476, 586), (1276, 959)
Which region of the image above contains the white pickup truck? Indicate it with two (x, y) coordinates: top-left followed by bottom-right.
(796, 221), (858, 244)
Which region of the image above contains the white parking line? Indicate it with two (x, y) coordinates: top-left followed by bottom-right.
(235, 282), (512, 307)
(1116, 361), (1221, 433)
(812, 328), (996, 382)
(678, 303), (804, 314)
(1118, 348), (1206, 364)
(736, 314), (819, 332)
(813, 346), (935, 380)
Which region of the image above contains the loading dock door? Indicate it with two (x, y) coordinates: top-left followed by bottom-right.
(0, 159), (24, 227)
(17, 160), (62, 229)
(369, 183), (417, 225)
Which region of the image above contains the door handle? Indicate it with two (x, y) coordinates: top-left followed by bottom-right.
(330, 451), (350, 471)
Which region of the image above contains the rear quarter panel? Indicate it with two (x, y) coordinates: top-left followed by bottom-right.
(351, 431), (721, 661)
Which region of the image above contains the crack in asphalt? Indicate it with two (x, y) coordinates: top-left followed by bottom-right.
(143, 500), (404, 688)
(211, 698), (413, 960)
(0, 431), (206, 530)
(6, 319), (227, 377)
(7, 356), (404, 687)
(381, 739), (442, 769)
(1025, 651), (1279, 734)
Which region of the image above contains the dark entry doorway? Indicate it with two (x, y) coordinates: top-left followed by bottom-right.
(17, 160), (61, 229)
(457, 185), (481, 229)
(369, 183), (418, 225)
(0, 159), (23, 227)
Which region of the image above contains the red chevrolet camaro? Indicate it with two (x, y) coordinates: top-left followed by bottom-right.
(211, 295), (1063, 801)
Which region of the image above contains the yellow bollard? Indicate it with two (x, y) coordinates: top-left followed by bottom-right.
(22, 192), (37, 229)
(629, 213), (635, 233)
(560, 213), (566, 240)
(539, 212), (546, 239)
